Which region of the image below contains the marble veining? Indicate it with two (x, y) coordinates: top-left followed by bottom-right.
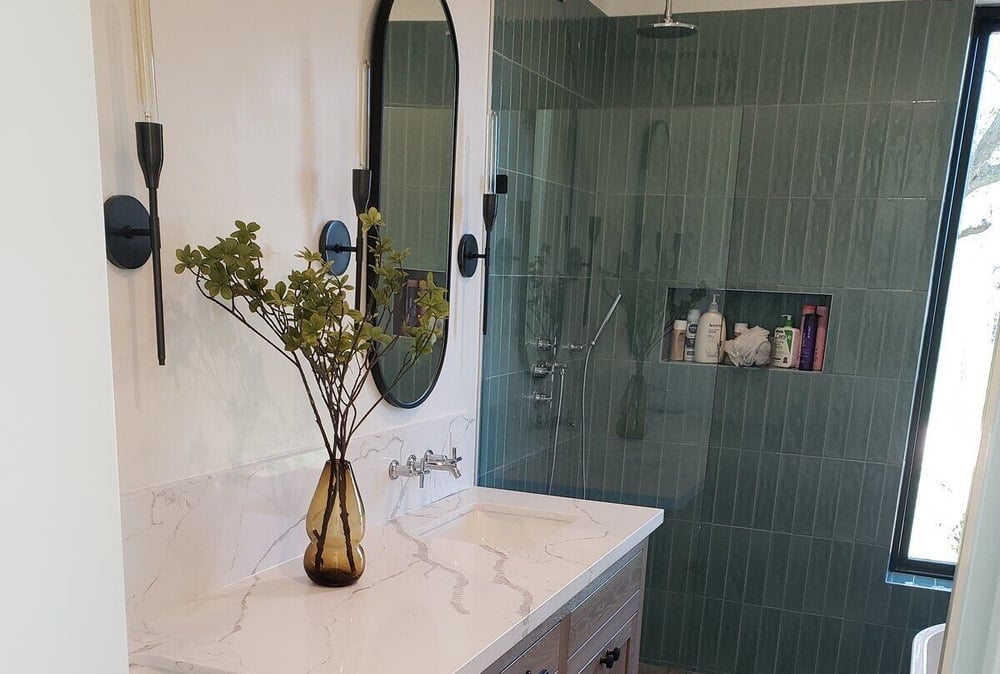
(122, 412), (476, 620)
(129, 487), (663, 674)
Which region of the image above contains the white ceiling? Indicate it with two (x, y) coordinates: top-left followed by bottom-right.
(588, 0), (906, 17)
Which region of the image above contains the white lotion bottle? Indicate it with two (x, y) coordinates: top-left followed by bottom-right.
(694, 293), (725, 364)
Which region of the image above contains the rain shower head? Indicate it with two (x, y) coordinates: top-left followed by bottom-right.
(638, 0), (698, 39)
(590, 294), (623, 347)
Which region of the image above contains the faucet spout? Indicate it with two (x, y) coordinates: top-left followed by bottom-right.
(422, 448), (463, 480)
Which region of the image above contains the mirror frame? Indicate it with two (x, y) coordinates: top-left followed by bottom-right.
(367, 0), (459, 409)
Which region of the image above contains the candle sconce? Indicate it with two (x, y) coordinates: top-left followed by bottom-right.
(458, 191), (500, 334)
(105, 0), (166, 365)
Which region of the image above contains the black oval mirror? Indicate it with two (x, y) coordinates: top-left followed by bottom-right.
(368, 0), (458, 408)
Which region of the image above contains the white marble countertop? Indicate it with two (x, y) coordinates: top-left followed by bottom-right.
(130, 487), (663, 674)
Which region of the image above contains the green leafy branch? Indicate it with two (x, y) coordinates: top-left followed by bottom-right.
(175, 209), (449, 462)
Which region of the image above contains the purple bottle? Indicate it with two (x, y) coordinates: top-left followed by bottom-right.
(799, 305), (819, 371)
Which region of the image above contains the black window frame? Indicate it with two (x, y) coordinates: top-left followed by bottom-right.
(890, 7), (1000, 581)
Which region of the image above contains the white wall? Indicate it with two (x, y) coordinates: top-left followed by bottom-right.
(0, 1), (129, 672)
(90, 0), (490, 495)
(941, 336), (1000, 673)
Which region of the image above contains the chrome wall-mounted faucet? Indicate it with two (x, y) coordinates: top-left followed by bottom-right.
(422, 448), (463, 480)
(389, 448), (462, 487)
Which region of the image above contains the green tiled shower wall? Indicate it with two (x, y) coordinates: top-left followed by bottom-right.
(478, 1), (971, 672)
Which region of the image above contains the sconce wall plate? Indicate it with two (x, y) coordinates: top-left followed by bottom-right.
(105, 195), (152, 269)
(320, 220), (357, 276)
(457, 233), (482, 278)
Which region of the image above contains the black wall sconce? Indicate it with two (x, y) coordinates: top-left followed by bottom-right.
(104, 0), (167, 365)
(458, 189), (502, 335)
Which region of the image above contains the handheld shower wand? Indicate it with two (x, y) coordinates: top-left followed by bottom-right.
(568, 294), (623, 352)
(590, 294), (622, 347)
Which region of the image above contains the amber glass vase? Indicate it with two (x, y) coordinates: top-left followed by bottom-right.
(304, 459), (366, 587)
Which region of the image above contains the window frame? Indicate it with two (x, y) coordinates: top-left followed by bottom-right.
(890, 7), (1000, 581)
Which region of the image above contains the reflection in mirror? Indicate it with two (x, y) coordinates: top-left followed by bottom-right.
(370, 0), (458, 408)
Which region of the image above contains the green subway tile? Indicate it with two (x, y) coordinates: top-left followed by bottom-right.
(758, 10), (789, 105)
(856, 463), (887, 543)
(735, 105), (757, 196)
(779, 8), (809, 105)
(803, 538), (833, 614)
(846, 4), (881, 103)
(760, 198), (790, 287)
(878, 464), (903, 543)
(880, 103), (915, 197)
(813, 105), (846, 197)
(822, 377), (854, 458)
(858, 622), (887, 673)
(836, 620), (866, 672)
(749, 106), (778, 196)
(894, 2), (932, 102)
(764, 533), (792, 607)
(736, 604), (764, 671)
(824, 6), (858, 104)
(782, 374), (810, 454)
(814, 458), (843, 537)
(737, 12), (766, 105)
(754, 452), (780, 530)
(858, 103), (890, 197)
(871, 3), (906, 102)
(770, 106), (799, 195)
(835, 104), (868, 198)
(791, 104), (822, 197)
(775, 611), (803, 671)
(791, 457), (821, 535)
(844, 544), (874, 620)
(795, 613), (824, 673)
(801, 6), (835, 104)
(716, 12), (743, 105)
(687, 111), (713, 195)
(902, 103), (942, 198)
(918, 2), (957, 101)
(667, 109), (693, 195)
(803, 198), (833, 289)
(834, 461), (864, 539)
(694, 13), (723, 106)
(755, 607), (781, 671)
(782, 198), (810, 288)
(845, 199), (875, 289)
(773, 456), (801, 532)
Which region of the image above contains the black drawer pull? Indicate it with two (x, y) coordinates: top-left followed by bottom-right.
(525, 670), (549, 674)
(600, 647), (621, 669)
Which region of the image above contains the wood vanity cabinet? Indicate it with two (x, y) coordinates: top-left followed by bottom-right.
(484, 540), (648, 674)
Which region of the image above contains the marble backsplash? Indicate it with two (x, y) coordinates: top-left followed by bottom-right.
(122, 412), (476, 620)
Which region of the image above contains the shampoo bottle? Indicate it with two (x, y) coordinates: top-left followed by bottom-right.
(694, 293), (725, 363)
(799, 305), (819, 371)
(772, 314), (800, 369)
(684, 309), (700, 362)
(814, 306), (829, 371)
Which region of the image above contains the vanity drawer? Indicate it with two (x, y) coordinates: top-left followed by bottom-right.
(500, 622), (562, 674)
(574, 612), (638, 674)
(567, 549), (645, 655)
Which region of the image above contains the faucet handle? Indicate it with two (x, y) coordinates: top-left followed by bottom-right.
(450, 446), (463, 464)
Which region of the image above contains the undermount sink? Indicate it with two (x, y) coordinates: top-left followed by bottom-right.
(422, 503), (577, 550)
